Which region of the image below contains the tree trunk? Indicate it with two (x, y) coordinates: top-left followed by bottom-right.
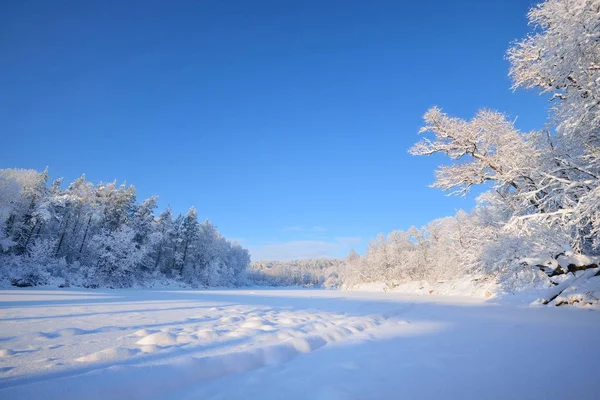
(182, 239), (189, 266)
(79, 214), (93, 254)
(154, 245), (163, 271)
(22, 221), (39, 255)
(55, 213), (71, 256)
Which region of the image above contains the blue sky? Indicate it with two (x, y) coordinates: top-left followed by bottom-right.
(1, 0), (549, 260)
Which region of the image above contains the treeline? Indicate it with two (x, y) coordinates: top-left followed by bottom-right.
(248, 258), (344, 287)
(0, 169), (250, 288)
(347, 0), (600, 292)
(250, 0), (600, 296)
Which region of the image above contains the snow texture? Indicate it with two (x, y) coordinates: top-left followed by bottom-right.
(1, 288), (599, 399)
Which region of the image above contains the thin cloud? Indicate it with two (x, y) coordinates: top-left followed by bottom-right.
(282, 226), (303, 232)
(249, 237), (362, 261)
(335, 237), (363, 245)
(282, 226), (328, 232)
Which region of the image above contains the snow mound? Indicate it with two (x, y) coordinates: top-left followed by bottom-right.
(0, 348), (15, 357)
(76, 347), (138, 363)
(219, 316), (243, 323)
(521, 252), (600, 276)
(288, 336), (327, 353)
(196, 330), (220, 341)
(557, 254), (599, 270)
(276, 329), (300, 340)
(132, 329), (158, 337)
(140, 345), (160, 353)
(136, 332), (178, 346)
(176, 334), (196, 343)
(277, 317), (299, 325)
(551, 272), (600, 309)
(57, 328), (87, 337)
(241, 317), (275, 330)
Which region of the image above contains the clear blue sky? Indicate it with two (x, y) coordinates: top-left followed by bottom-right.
(1, 0), (548, 260)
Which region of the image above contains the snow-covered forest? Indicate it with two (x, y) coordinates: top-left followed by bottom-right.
(1, 0), (599, 301)
(3, 1), (600, 399)
(338, 0), (600, 303)
(0, 169), (250, 288)
(346, 0), (599, 283)
(245, 0), (600, 306)
(248, 258), (344, 287)
(0, 0), (600, 400)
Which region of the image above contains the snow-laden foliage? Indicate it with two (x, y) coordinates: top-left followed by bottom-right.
(0, 169), (250, 288)
(409, 108), (541, 197)
(507, 0), (600, 251)
(343, 209), (496, 288)
(248, 258), (345, 287)
(507, 0), (600, 147)
(343, 0), (600, 296)
(410, 106), (598, 253)
(410, 0), (600, 254)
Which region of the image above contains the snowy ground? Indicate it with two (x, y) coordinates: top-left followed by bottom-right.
(1, 289), (599, 399)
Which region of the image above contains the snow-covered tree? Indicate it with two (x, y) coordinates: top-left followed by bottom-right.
(0, 169), (250, 288)
(88, 225), (143, 287)
(0, 170), (22, 251)
(507, 0), (600, 146)
(507, 0), (600, 253)
(152, 207), (176, 275)
(410, 0), (600, 255)
(409, 107), (544, 205)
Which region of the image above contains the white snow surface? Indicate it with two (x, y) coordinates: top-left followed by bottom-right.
(1, 288), (599, 399)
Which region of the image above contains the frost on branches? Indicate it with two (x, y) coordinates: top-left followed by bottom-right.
(410, 0), (599, 256)
(507, 0), (600, 147)
(0, 169), (250, 288)
(248, 258), (345, 288)
(345, 0), (600, 302)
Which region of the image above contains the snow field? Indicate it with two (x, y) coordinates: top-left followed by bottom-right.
(0, 289), (415, 399)
(1, 288), (599, 400)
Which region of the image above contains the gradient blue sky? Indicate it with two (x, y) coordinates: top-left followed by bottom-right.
(1, 0), (549, 260)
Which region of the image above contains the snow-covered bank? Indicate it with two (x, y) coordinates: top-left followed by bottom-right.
(348, 253), (600, 311)
(349, 276), (497, 298)
(1, 288), (599, 399)
(351, 274), (600, 311)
